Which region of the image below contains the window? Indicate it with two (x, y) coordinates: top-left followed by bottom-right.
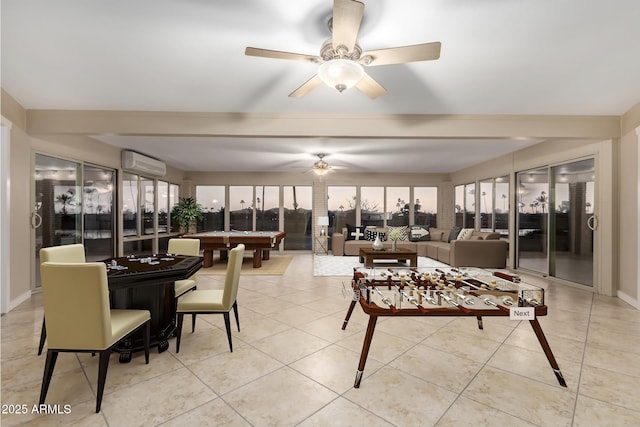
(141, 177), (155, 235)
(386, 187), (410, 226)
(457, 178), (508, 235)
(168, 183), (179, 232)
(123, 239), (154, 256)
(332, 185), (437, 229)
(414, 187), (437, 228)
(256, 186), (279, 231)
(158, 181), (180, 234)
(229, 186), (253, 231)
(196, 185), (225, 231)
(454, 184), (464, 228)
(328, 186), (356, 234)
(464, 183), (475, 229)
(480, 180), (493, 231)
(454, 183), (476, 228)
(122, 173), (139, 237)
(283, 185), (312, 250)
(123, 174), (180, 254)
(361, 187), (384, 227)
(157, 181), (169, 233)
(495, 176), (509, 236)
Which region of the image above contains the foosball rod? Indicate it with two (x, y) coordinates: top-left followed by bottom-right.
(393, 284), (429, 313)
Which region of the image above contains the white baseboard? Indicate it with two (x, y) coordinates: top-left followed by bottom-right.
(616, 290), (640, 310)
(7, 290), (32, 313)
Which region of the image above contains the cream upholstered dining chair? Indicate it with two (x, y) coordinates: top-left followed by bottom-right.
(167, 238), (200, 300)
(175, 244), (244, 353)
(38, 244), (87, 355)
(39, 262), (151, 413)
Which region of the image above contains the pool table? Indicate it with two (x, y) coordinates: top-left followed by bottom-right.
(183, 230), (286, 268)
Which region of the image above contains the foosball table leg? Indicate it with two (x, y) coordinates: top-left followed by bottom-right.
(342, 300), (357, 330)
(354, 315), (378, 388)
(476, 316), (483, 330)
(529, 319), (567, 387)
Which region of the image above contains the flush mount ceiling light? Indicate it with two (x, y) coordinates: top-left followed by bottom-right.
(245, 0), (441, 99)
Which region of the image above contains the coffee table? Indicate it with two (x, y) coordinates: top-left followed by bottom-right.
(359, 247), (417, 268)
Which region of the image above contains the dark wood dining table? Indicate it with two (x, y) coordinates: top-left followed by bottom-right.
(103, 254), (203, 362)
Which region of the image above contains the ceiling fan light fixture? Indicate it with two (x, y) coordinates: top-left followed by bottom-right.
(313, 166), (330, 176)
(312, 154), (332, 175)
(317, 58), (364, 92)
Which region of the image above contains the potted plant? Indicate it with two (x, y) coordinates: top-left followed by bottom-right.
(171, 197), (203, 234)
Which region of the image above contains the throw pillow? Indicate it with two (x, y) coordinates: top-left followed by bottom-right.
(364, 228), (377, 241)
(448, 226), (462, 242)
(387, 225), (408, 241)
(457, 228), (475, 240)
(365, 228), (387, 241)
(346, 224), (366, 241)
(409, 225), (430, 241)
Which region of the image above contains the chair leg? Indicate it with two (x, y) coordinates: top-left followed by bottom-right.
(232, 301), (240, 332)
(191, 314), (197, 333)
(223, 312), (233, 352)
(144, 320), (150, 364)
(39, 350), (58, 405)
(38, 317), (47, 355)
(96, 350), (111, 413)
(176, 313), (184, 353)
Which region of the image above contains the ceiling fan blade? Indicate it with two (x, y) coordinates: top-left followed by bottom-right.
(355, 72), (387, 99)
(361, 42), (441, 66)
(289, 75), (324, 98)
(332, 0), (364, 53)
(245, 47), (318, 63)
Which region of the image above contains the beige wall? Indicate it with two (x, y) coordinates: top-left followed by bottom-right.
(7, 121), (33, 308)
(618, 103), (640, 304)
(1, 89), (26, 130)
(26, 110), (621, 140)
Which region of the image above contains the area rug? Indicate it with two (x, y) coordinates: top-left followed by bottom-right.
(198, 255), (293, 276)
(313, 255), (448, 276)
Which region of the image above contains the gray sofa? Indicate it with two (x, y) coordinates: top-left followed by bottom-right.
(331, 226), (508, 268)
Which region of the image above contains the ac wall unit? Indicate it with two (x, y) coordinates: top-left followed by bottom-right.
(121, 150), (166, 176)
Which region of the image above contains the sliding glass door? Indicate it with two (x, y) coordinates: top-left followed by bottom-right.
(33, 154), (116, 287)
(516, 158), (595, 287)
(550, 159), (595, 286)
(517, 167), (549, 275)
(34, 155), (82, 287)
(82, 164), (116, 261)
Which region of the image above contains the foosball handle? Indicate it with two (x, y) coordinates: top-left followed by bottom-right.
(493, 271), (520, 282)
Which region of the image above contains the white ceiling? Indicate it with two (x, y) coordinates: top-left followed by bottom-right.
(2, 0), (639, 173)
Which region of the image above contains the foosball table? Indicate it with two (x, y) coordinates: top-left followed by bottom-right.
(342, 266), (567, 388)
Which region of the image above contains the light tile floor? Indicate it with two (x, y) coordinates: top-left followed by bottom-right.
(2, 254), (640, 426)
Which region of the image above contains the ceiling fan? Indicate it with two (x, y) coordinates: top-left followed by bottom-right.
(245, 0), (441, 99)
(310, 153), (341, 175)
